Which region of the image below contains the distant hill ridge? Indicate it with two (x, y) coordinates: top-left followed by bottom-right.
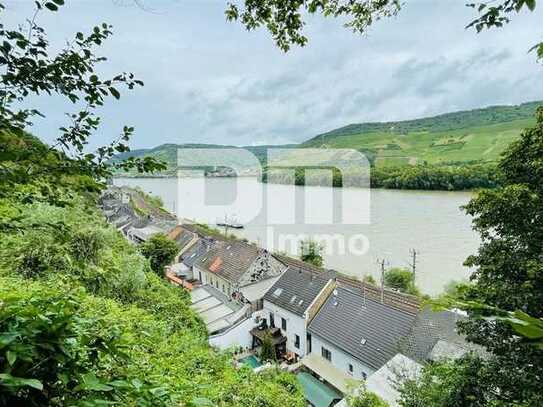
(305, 100), (542, 144)
(114, 100), (542, 173)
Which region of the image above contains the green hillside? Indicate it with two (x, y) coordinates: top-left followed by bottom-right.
(113, 101), (542, 190)
(0, 129), (304, 405)
(116, 102), (541, 176)
(303, 101), (541, 167)
(113, 143), (297, 176)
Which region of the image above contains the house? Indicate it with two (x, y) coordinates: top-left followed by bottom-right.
(167, 225), (200, 262)
(262, 263), (336, 360)
(335, 353), (423, 407)
(400, 306), (485, 362)
(167, 234), (215, 283)
(126, 223), (168, 244)
(305, 284), (418, 392)
(193, 241), (286, 310)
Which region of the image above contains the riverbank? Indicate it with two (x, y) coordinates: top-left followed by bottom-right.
(113, 176), (479, 295)
(114, 162), (500, 192)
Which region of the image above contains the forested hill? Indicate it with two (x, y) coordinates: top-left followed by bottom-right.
(116, 101), (541, 174)
(302, 100), (542, 166)
(112, 101), (542, 190)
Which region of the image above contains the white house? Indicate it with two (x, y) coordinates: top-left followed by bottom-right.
(193, 241), (286, 310)
(305, 285), (419, 388)
(262, 262), (337, 360)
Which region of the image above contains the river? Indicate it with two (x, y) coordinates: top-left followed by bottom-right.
(114, 177), (480, 295)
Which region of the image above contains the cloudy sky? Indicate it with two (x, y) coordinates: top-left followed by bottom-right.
(4, 0), (543, 149)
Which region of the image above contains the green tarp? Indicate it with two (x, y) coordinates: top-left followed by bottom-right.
(297, 372), (342, 407)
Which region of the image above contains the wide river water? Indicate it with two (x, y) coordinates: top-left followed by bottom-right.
(114, 177), (480, 295)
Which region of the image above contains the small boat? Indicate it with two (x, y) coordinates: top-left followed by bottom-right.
(217, 215), (244, 229)
(217, 221), (244, 229)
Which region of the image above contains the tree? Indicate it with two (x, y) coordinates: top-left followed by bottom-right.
(363, 274), (376, 285)
(226, 0), (540, 58)
(400, 108), (543, 406)
(399, 355), (492, 407)
(453, 107), (543, 405)
(139, 233), (178, 275)
(347, 385), (389, 407)
(259, 332), (276, 362)
(226, 0), (401, 52)
(383, 267), (418, 296)
(300, 239), (324, 267)
(0, 0), (165, 204)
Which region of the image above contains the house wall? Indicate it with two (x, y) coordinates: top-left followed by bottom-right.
(263, 300), (308, 357)
(209, 317), (256, 350)
(194, 265), (233, 297)
(305, 279), (336, 324)
(310, 335), (376, 380)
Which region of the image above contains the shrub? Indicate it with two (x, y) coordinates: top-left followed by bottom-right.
(139, 233), (179, 274)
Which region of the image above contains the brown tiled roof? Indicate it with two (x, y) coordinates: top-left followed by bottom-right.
(195, 241), (261, 284)
(167, 225), (197, 250)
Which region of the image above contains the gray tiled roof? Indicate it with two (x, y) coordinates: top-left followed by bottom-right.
(194, 241), (260, 284)
(168, 226), (196, 251)
(275, 254), (420, 314)
(308, 285), (417, 370)
(181, 239), (213, 268)
(263, 265), (335, 317)
(400, 307), (482, 362)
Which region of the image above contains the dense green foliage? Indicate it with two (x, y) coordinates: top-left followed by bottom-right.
(225, 0), (401, 52)
(399, 355), (491, 407)
(0, 132), (305, 405)
(0, 2), (304, 405)
(227, 0), (540, 57)
(371, 163), (501, 190)
(139, 233), (179, 274)
(299, 239), (324, 267)
(259, 334), (277, 363)
(383, 268), (419, 296)
(398, 109), (543, 405)
(347, 385), (389, 407)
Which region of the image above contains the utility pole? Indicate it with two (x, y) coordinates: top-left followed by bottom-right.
(377, 258), (387, 304)
(409, 249), (419, 283)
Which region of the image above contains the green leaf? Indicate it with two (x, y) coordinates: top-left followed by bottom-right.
(109, 87), (120, 100)
(525, 0), (536, 11)
(44, 2), (59, 11)
(0, 374), (43, 390)
(6, 350), (16, 366)
(190, 398), (215, 406)
(52, 0), (65, 5)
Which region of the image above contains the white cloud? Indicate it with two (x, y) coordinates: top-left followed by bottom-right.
(4, 0), (543, 148)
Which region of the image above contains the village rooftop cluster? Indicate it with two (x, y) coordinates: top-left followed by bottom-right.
(100, 186), (482, 407)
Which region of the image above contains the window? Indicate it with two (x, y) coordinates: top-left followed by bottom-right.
(281, 317), (287, 331)
(321, 347), (332, 362)
(348, 364), (353, 375)
(294, 334), (300, 349)
(361, 371), (367, 380)
(269, 313), (275, 328)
